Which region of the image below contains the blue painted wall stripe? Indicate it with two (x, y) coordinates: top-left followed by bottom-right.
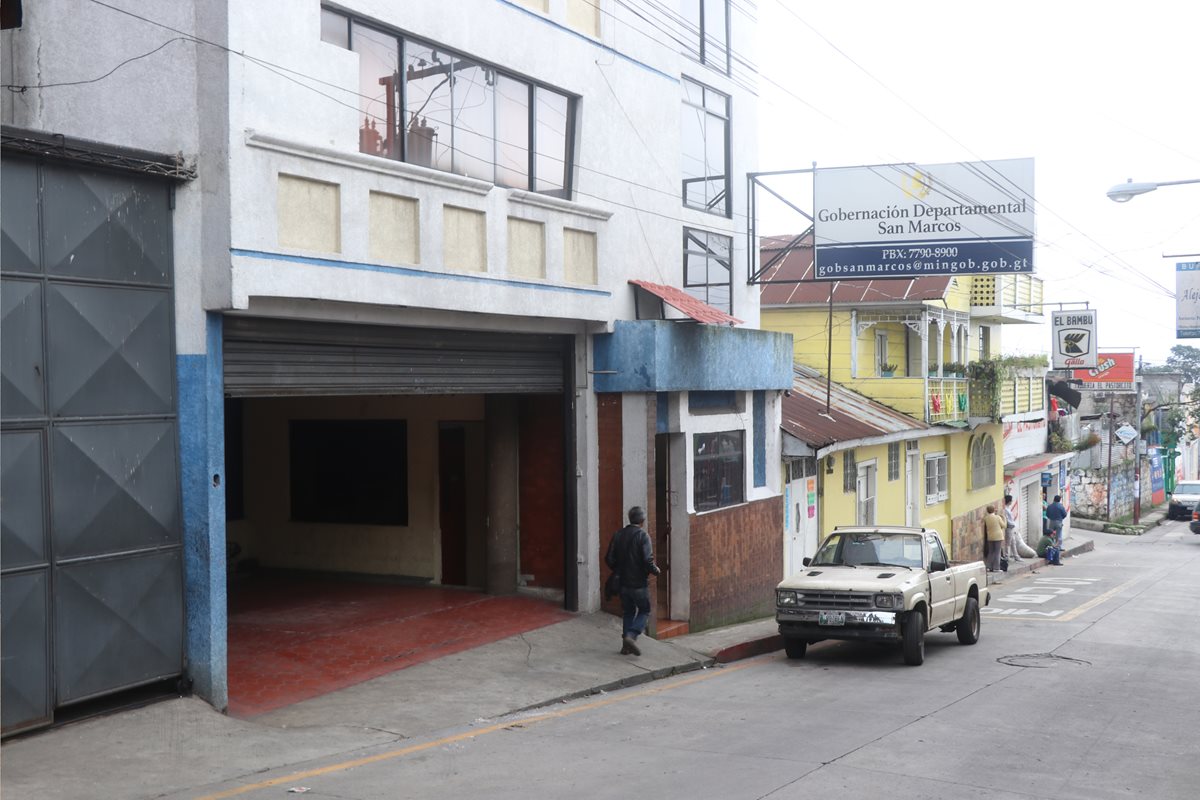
(178, 313), (228, 710)
(753, 390), (766, 488)
(231, 248), (612, 297)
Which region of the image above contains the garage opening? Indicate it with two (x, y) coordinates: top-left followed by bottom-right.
(221, 317), (575, 714)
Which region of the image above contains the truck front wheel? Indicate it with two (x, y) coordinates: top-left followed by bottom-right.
(784, 638), (807, 659)
(956, 596), (981, 645)
(902, 609), (925, 665)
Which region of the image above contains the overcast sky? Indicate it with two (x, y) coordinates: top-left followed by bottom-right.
(755, 0), (1200, 365)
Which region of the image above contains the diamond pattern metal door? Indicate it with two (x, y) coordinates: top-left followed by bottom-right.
(1, 157), (182, 735)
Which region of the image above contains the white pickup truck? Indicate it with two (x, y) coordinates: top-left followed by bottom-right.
(775, 526), (990, 665)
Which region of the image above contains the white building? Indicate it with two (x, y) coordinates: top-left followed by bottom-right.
(1, 0), (790, 732)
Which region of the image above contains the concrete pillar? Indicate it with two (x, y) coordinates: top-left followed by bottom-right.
(486, 394), (520, 594)
(178, 313), (228, 710)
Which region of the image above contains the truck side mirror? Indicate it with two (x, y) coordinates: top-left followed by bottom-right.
(802, 557), (812, 567)
(930, 559), (947, 573)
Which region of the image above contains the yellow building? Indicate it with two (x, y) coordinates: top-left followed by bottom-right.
(764, 238), (1045, 563)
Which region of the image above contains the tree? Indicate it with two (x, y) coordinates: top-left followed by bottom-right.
(1165, 345), (1200, 384)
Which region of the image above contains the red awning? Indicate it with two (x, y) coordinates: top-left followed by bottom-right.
(629, 280), (742, 326)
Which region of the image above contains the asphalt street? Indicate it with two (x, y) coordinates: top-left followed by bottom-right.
(177, 522), (1200, 800)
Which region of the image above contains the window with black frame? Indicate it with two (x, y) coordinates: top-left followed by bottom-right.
(694, 431), (744, 511)
(680, 0), (730, 74)
(681, 77), (729, 215)
(323, 9), (574, 197)
(683, 228), (732, 313)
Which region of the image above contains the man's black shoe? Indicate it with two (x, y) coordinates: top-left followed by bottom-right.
(622, 636), (641, 656)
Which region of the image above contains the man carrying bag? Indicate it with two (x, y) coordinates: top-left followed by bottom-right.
(604, 506), (660, 656)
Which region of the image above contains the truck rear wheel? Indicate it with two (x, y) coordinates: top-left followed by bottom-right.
(902, 609), (925, 666)
(956, 596), (981, 645)
(784, 638), (807, 659)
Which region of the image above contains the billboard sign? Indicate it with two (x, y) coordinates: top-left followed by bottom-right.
(1176, 262), (1200, 338)
(1074, 352), (1135, 389)
(1051, 309), (1098, 369)
(813, 158), (1035, 280)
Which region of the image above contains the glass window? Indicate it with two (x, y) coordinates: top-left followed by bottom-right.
(971, 434), (996, 489)
(534, 87), (571, 197)
(694, 431), (744, 511)
(681, 0), (730, 74)
(681, 78), (729, 215)
(354, 23), (402, 159)
(689, 390), (738, 413)
(842, 450), (856, 494)
(888, 442), (901, 481)
(347, 21), (573, 196)
(683, 228), (732, 313)
(321, 9), (349, 49)
(925, 453), (948, 505)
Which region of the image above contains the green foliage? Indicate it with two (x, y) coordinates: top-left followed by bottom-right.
(965, 354), (1050, 420)
(1048, 429), (1072, 453)
(1074, 431), (1101, 451)
(1166, 345), (1200, 383)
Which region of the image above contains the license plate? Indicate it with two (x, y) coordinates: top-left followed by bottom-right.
(818, 611), (846, 626)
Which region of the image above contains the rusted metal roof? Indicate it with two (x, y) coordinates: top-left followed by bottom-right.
(781, 364), (930, 449)
(759, 234), (951, 307)
(629, 280), (743, 326)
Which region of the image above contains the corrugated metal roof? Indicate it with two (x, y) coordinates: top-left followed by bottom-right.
(629, 280), (743, 326)
(781, 364), (929, 449)
(759, 234), (951, 307)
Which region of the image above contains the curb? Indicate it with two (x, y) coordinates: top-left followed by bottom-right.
(712, 634), (783, 663)
(510, 657), (715, 715)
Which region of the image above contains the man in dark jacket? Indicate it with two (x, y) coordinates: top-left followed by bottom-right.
(605, 506), (660, 656)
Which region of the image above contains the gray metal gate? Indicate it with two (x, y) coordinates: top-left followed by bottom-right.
(1, 157), (183, 735)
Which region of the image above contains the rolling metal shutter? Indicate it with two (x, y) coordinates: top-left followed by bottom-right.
(223, 317), (568, 397)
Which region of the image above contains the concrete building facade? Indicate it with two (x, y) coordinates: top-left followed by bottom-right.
(1, 0), (791, 733)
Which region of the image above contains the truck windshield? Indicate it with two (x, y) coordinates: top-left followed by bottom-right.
(811, 532), (924, 568)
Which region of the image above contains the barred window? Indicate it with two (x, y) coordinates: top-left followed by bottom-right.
(924, 452), (948, 505)
(888, 442), (901, 481)
(843, 450), (857, 493)
(971, 434), (997, 489)
(694, 431), (744, 511)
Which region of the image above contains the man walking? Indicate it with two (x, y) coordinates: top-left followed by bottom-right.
(1046, 494), (1068, 549)
(605, 506), (660, 656)
(1003, 494), (1023, 562)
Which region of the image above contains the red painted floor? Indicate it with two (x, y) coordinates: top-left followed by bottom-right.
(226, 574), (570, 717)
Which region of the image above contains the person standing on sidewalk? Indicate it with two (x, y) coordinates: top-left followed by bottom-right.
(1046, 495), (1068, 549)
(984, 504), (1005, 572)
(1003, 494), (1023, 562)
(605, 506), (660, 656)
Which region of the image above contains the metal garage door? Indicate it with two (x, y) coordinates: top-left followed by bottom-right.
(1, 157), (183, 735)
(223, 316), (568, 397)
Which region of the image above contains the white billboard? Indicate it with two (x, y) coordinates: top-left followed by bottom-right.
(813, 158), (1035, 280)
(1177, 262), (1200, 338)
(1051, 309), (1098, 369)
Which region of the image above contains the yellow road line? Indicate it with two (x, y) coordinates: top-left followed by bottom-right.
(984, 576), (1141, 622)
(195, 660), (758, 799)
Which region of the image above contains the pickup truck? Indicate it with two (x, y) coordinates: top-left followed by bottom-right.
(775, 526), (990, 665)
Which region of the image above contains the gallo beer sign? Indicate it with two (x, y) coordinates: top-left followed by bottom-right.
(1051, 309), (1097, 369)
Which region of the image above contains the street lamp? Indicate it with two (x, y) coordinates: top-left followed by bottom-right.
(1107, 177), (1200, 203)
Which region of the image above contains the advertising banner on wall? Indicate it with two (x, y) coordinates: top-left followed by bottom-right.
(1051, 309), (1098, 369)
(812, 158), (1035, 280)
(1073, 351), (1136, 390)
(1176, 262), (1200, 338)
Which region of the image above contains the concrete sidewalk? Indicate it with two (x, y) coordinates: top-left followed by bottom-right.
(1, 530), (1103, 800)
(0, 608), (779, 800)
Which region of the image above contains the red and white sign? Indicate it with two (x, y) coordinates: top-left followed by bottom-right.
(1073, 352), (1134, 384)
(1002, 418), (1048, 462)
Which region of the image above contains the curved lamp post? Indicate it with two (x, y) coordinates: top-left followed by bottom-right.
(1107, 177), (1200, 203)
